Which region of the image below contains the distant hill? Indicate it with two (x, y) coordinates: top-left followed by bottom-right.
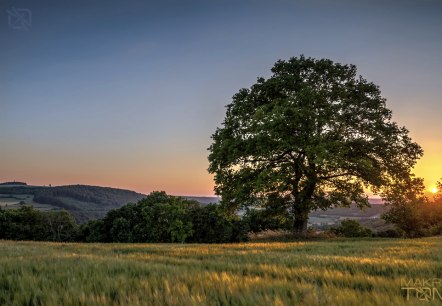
(0, 184), (222, 223)
(0, 184), (145, 223)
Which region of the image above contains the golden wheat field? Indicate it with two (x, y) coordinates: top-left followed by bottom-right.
(0, 237), (441, 306)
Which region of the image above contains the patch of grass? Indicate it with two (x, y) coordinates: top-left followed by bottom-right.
(0, 194), (59, 211)
(0, 238), (441, 305)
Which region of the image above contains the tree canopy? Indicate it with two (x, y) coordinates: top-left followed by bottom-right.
(208, 55), (423, 234)
(78, 191), (248, 243)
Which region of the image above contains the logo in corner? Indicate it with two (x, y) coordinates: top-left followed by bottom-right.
(7, 7), (32, 31)
(401, 278), (442, 302)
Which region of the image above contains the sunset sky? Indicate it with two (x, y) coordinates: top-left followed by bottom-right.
(1, 0), (441, 196)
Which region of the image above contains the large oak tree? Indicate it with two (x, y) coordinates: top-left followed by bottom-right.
(208, 56), (423, 234)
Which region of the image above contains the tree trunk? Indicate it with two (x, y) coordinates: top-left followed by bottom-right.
(293, 212), (308, 236)
(291, 177), (316, 236)
(291, 199), (310, 236)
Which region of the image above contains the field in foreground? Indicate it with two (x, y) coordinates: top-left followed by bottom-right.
(0, 238), (441, 306)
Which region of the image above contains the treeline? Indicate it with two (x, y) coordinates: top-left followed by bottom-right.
(0, 192), (248, 243)
(0, 182), (27, 186)
(331, 194), (442, 238)
(383, 197), (442, 237)
(78, 191), (248, 243)
(0, 206), (78, 241)
(1, 190), (442, 243)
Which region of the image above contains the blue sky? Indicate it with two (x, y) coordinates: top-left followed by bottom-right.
(1, 0), (441, 195)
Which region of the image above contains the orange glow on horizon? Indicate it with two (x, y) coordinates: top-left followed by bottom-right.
(0, 132), (439, 197)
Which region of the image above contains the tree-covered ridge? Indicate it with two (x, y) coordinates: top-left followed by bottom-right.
(33, 185), (145, 207)
(0, 184), (146, 223)
(0, 181), (27, 186)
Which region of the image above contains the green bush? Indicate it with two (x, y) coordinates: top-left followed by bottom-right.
(375, 229), (402, 238)
(242, 208), (292, 233)
(331, 219), (372, 237)
(0, 206), (78, 241)
(77, 192), (251, 243)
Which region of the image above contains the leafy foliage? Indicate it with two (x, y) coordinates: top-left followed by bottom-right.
(209, 55), (422, 233)
(0, 191), (248, 243)
(77, 219), (106, 242)
(189, 204), (248, 243)
(382, 178), (442, 237)
(331, 219), (372, 237)
(243, 205), (293, 233)
(0, 206), (78, 241)
(80, 191), (248, 243)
